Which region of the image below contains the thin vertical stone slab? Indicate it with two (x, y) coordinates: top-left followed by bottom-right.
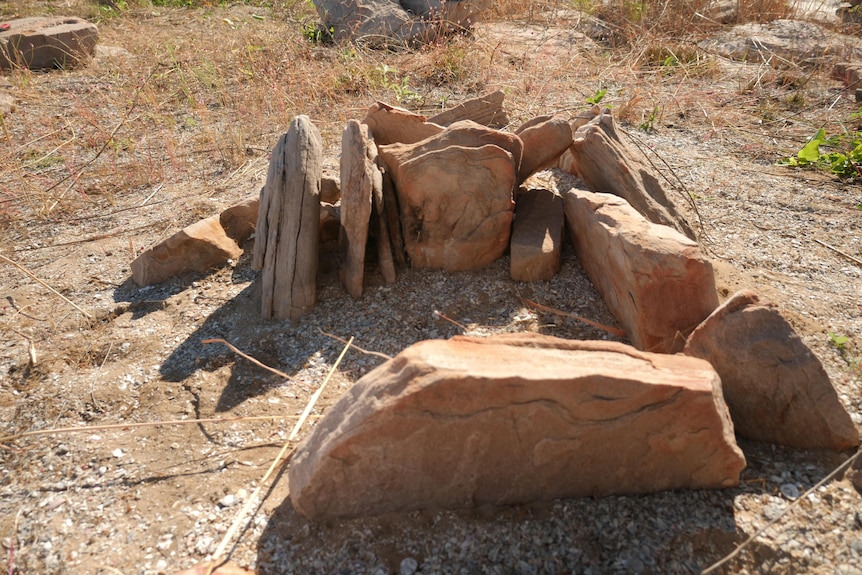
(372, 175), (397, 284)
(382, 170), (407, 267)
(253, 116), (322, 321)
(339, 120), (381, 299)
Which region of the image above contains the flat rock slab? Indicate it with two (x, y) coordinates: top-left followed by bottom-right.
(684, 290), (859, 450)
(510, 189), (564, 282)
(131, 215), (242, 287)
(563, 186), (719, 354)
(699, 19), (862, 65)
(515, 114), (573, 183)
(362, 102), (443, 147)
(288, 332), (745, 520)
(428, 89), (508, 128)
(0, 17), (98, 70)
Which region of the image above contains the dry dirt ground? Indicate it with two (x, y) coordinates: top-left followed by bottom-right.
(1, 2), (862, 574)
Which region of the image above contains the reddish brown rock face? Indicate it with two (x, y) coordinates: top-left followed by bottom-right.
(288, 333), (746, 520)
(563, 186), (719, 354)
(684, 290), (860, 450)
(510, 189), (564, 282)
(0, 17), (99, 70)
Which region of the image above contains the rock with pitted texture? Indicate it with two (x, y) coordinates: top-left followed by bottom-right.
(563, 186), (719, 354)
(288, 332), (745, 520)
(684, 290), (859, 450)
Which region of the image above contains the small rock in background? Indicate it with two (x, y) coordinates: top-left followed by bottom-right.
(0, 17), (99, 70)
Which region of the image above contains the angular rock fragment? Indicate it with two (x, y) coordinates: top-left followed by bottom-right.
(253, 116), (323, 321)
(0, 17), (99, 70)
(380, 142), (516, 271)
(569, 110), (695, 239)
(131, 215), (242, 287)
(515, 114), (573, 183)
(320, 175), (341, 204)
(219, 196), (258, 245)
(428, 90), (508, 128)
(289, 332), (745, 520)
(339, 119), (382, 298)
(563, 186), (719, 354)
(362, 101), (443, 146)
(510, 189), (564, 282)
(684, 290), (860, 450)
(556, 105), (601, 175)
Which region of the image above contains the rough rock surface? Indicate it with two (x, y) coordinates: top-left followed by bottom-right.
(568, 110), (695, 239)
(218, 196), (258, 245)
(699, 19), (862, 65)
(428, 89), (507, 127)
(288, 332), (746, 520)
(684, 290), (860, 450)
(563, 186), (719, 354)
(131, 215), (242, 287)
(515, 114), (573, 183)
(0, 16), (99, 70)
(253, 115), (323, 321)
(339, 120), (381, 299)
(379, 140), (516, 271)
(362, 101), (443, 146)
(510, 189), (564, 282)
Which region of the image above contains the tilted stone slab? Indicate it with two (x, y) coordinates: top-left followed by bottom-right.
(563, 186), (719, 354)
(0, 17), (98, 70)
(515, 114), (573, 183)
(510, 189), (564, 282)
(362, 101), (444, 147)
(131, 215), (242, 287)
(684, 290), (860, 450)
(428, 90), (508, 128)
(288, 332), (746, 520)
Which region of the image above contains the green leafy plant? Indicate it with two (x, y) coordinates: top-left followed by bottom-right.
(373, 65), (421, 103)
(639, 106), (659, 132)
(586, 88), (607, 105)
(779, 128), (862, 179)
(828, 331), (850, 350)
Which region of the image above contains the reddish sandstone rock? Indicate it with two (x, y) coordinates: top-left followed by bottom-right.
(0, 17), (98, 70)
(131, 216), (242, 287)
(219, 196), (258, 245)
(563, 186), (718, 354)
(515, 114), (573, 183)
(510, 189), (564, 282)
(684, 290), (859, 450)
(288, 332), (745, 520)
(362, 101), (443, 146)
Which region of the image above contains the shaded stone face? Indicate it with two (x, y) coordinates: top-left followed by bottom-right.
(288, 333), (746, 520)
(0, 17), (99, 70)
(684, 290), (860, 450)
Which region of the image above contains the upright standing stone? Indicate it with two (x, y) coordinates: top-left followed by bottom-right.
(510, 189), (564, 282)
(684, 290), (859, 450)
(563, 186), (718, 354)
(340, 120), (382, 298)
(253, 116), (323, 321)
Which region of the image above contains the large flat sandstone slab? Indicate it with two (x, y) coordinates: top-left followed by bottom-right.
(0, 17), (98, 70)
(288, 333), (745, 520)
(563, 186), (719, 353)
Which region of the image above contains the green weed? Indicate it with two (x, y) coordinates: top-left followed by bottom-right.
(779, 128), (862, 179)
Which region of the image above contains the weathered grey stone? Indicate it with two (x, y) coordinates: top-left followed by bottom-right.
(380, 142), (516, 271)
(684, 290), (860, 450)
(131, 216), (242, 287)
(253, 116), (323, 321)
(0, 17), (98, 70)
(563, 186), (719, 354)
(510, 189), (564, 282)
(569, 110), (695, 239)
(288, 332), (746, 520)
(362, 101), (443, 147)
(515, 114), (573, 183)
(340, 119), (381, 299)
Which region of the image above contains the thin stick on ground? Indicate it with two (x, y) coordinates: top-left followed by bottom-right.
(814, 238), (862, 267)
(202, 338), (292, 380)
(318, 328), (392, 361)
(520, 297), (627, 337)
(208, 336), (355, 571)
(701, 447), (862, 574)
(0, 253), (93, 320)
(0, 415), (303, 445)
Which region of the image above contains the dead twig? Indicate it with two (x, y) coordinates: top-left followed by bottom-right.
(814, 238), (862, 267)
(701, 448), (862, 574)
(0, 253), (92, 320)
(208, 337), (355, 571)
(9, 328), (37, 367)
(0, 415), (301, 445)
(434, 309), (468, 332)
(317, 328), (392, 360)
(202, 338), (292, 380)
(520, 297), (627, 337)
